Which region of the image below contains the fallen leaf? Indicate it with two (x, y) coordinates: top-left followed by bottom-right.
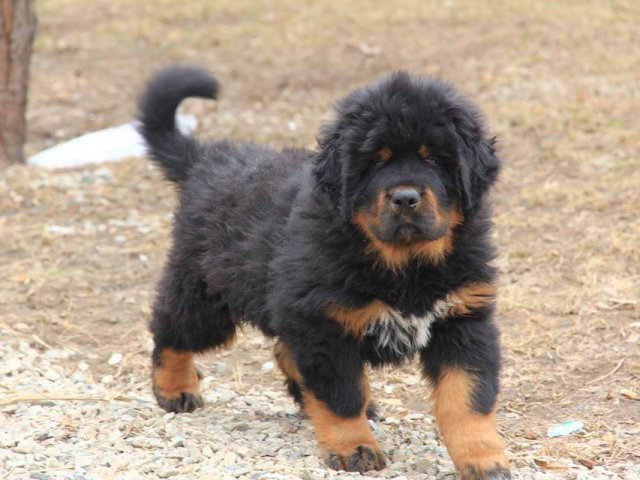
(11, 274), (31, 284)
(534, 459), (568, 471)
(627, 333), (640, 343)
(579, 459), (596, 469)
(620, 389), (638, 400)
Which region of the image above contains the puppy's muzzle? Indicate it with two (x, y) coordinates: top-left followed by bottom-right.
(382, 186), (447, 243)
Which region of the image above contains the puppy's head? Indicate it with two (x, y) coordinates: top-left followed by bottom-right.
(313, 72), (500, 269)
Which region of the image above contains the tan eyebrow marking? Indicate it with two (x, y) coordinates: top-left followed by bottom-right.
(418, 144), (430, 159)
(377, 147), (393, 162)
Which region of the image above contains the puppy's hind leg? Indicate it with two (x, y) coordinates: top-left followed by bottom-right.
(150, 265), (236, 413)
(273, 340), (304, 406)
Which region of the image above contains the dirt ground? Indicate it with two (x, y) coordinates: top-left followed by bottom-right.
(2, 0), (639, 478)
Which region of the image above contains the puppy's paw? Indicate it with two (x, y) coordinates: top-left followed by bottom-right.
(326, 445), (386, 472)
(154, 388), (204, 413)
(460, 465), (511, 480)
(152, 349), (203, 413)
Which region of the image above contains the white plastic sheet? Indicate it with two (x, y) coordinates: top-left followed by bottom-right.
(27, 115), (196, 169)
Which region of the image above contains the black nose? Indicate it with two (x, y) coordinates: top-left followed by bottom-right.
(390, 189), (421, 210)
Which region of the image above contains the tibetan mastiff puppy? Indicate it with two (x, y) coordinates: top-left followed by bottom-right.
(138, 66), (510, 479)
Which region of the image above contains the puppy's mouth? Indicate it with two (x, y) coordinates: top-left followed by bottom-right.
(393, 223), (424, 244)
(381, 220), (448, 245)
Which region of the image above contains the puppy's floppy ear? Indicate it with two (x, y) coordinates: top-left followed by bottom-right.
(312, 124), (350, 217)
(448, 102), (501, 214)
(313, 130), (343, 196)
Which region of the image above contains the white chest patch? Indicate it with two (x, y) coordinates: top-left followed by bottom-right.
(363, 299), (454, 355)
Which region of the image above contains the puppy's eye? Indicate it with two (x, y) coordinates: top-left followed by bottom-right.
(375, 147), (393, 168)
(418, 144), (436, 165)
(423, 154), (437, 165)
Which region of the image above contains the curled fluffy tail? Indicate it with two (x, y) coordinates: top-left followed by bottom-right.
(138, 66), (219, 184)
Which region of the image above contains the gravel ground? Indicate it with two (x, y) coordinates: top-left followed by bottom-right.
(2, 333), (638, 480)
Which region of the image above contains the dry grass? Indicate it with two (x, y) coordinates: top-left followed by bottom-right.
(2, 0), (639, 474)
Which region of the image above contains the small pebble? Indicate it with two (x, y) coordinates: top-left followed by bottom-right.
(75, 454), (94, 467)
(170, 436), (185, 448)
(15, 438), (37, 454)
(0, 434), (16, 448)
(223, 451), (238, 465)
(108, 353), (123, 366)
(43, 370), (60, 382)
(202, 445), (214, 458)
(30, 474), (49, 480)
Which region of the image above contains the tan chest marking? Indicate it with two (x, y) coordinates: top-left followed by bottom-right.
(327, 282), (496, 351)
(448, 282), (497, 316)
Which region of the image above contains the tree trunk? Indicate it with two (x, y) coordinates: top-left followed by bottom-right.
(0, 0), (37, 167)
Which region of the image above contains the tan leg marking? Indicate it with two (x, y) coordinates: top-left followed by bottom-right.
(274, 342), (384, 471)
(303, 376), (385, 471)
(431, 368), (509, 474)
(273, 340), (302, 384)
(152, 349), (202, 412)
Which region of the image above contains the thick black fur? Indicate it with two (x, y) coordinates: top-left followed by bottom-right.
(140, 66), (503, 467)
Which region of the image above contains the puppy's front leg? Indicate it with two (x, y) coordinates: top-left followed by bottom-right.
(421, 316), (510, 480)
(279, 337), (385, 472)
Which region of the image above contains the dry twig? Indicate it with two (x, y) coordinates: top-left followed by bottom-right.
(586, 359), (625, 385)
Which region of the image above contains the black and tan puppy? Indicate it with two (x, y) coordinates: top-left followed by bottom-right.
(138, 66), (510, 479)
